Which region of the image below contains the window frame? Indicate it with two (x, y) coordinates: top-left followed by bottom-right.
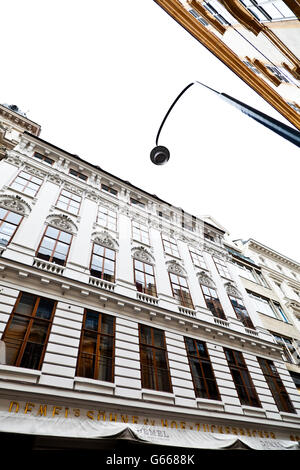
(185, 337), (221, 401)
(56, 189), (82, 215)
(139, 324), (172, 393)
(36, 225), (73, 266)
(0, 208), (23, 247)
(229, 295), (255, 329)
(76, 309), (115, 382)
(97, 205), (117, 232)
(69, 168), (88, 181)
(33, 152), (54, 166)
(2, 292), (56, 370)
(161, 233), (180, 258)
(10, 170), (43, 197)
(200, 284), (227, 320)
(169, 272), (194, 309)
(132, 220), (150, 245)
(224, 348), (261, 408)
(258, 357), (296, 414)
(189, 248), (207, 270)
(133, 259), (157, 297)
(214, 257), (232, 279)
(89, 242), (116, 283)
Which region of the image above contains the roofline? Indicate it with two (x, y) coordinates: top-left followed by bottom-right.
(245, 238), (300, 268)
(23, 133), (227, 234)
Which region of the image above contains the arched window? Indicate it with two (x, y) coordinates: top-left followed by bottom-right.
(90, 231), (118, 283)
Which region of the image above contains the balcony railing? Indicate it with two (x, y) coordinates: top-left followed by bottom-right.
(33, 258), (65, 275)
(88, 276), (115, 292)
(136, 292), (159, 305)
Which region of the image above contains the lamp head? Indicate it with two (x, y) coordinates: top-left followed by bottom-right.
(150, 145), (170, 165)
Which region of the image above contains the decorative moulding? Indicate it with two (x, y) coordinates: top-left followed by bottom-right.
(92, 230), (119, 250)
(0, 194), (32, 216)
(46, 213), (78, 234)
(197, 270), (215, 287)
(224, 281), (243, 299)
(132, 246), (155, 264)
(166, 259), (186, 276)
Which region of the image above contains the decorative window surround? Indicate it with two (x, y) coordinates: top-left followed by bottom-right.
(73, 376), (116, 395)
(196, 398), (225, 412)
(141, 388), (175, 404)
(0, 364), (41, 384)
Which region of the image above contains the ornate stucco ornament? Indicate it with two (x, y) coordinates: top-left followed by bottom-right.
(0, 194), (31, 216)
(46, 213), (78, 234)
(92, 230), (119, 250)
(132, 246), (154, 264)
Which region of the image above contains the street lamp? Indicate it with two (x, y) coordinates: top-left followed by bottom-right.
(150, 81), (300, 165)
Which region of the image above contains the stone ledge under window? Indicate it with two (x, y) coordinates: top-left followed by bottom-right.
(279, 411), (300, 423)
(0, 364), (41, 383)
(196, 398), (225, 412)
(142, 388), (175, 405)
(242, 405), (267, 418)
(73, 376), (115, 395)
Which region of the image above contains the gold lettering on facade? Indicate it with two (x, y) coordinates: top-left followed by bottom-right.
(8, 401), (19, 413)
(7, 400), (292, 441)
(37, 405), (47, 417)
(97, 411), (106, 421)
(52, 406), (62, 417)
(86, 410), (94, 420)
(24, 403), (35, 414)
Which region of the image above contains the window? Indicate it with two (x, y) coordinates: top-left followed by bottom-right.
(224, 348), (261, 408)
(10, 171), (43, 197)
(161, 234), (179, 257)
(240, 0), (296, 21)
(201, 285), (226, 320)
(130, 198), (145, 208)
(169, 273), (194, 309)
(229, 295), (255, 329)
(90, 243), (116, 282)
(76, 310), (115, 382)
(185, 337), (220, 400)
(0, 208), (23, 246)
(139, 324), (172, 392)
(2, 292), (56, 370)
(97, 205), (117, 231)
(33, 152), (54, 165)
(189, 248), (207, 270)
(181, 213), (196, 232)
(258, 358), (295, 413)
(248, 292), (288, 322)
(101, 184), (118, 196)
(134, 260), (157, 297)
(233, 261), (268, 286)
(36, 226), (72, 266)
(132, 221), (149, 245)
(272, 334), (300, 365)
(56, 189), (81, 215)
(214, 258), (231, 279)
(69, 168), (88, 181)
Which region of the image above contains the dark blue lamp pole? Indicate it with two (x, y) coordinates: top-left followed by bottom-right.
(150, 81), (300, 165)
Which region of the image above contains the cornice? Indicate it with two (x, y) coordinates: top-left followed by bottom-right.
(248, 240), (300, 272)
(0, 256), (282, 357)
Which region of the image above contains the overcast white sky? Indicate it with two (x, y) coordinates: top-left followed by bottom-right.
(1, 1), (299, 262)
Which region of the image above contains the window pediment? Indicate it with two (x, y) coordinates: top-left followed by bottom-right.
(92, 230), (118, 250)
(46, 213), (78, 234)
(0, 194), (31, 216)
(132, 246), (154, 263)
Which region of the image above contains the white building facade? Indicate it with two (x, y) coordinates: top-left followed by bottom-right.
(0, 105), (299, 451)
